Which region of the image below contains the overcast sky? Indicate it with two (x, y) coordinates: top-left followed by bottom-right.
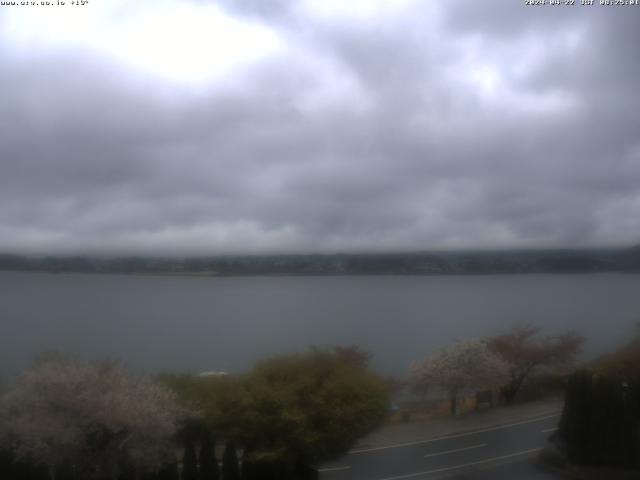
(1, 0), (639, 255)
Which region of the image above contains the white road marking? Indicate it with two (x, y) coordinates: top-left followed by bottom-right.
(350, 412), (560, 454)
(374, 448), (543, 480)
(542, 427), (557, 433)
(423, 443), (487, 458)
(318, 466), (352, 473)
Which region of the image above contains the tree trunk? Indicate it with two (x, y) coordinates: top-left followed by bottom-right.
(111, 463), (120, 480)
(504, 370), (529, 403)
(502, 384), (518, 404)
(450, 390), (458, 416)
(503, 364), (538, 404)
(48, 464), (57, 480)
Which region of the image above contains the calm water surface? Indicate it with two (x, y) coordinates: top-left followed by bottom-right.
(1, 272), (639, 379)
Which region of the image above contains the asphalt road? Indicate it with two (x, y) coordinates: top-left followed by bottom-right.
(318, 413), (562, 480)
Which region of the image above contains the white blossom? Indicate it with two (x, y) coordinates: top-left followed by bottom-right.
(0, 357), (185, 480)
(410, 340), (509, 413)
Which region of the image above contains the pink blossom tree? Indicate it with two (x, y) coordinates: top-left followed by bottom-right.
(487, 324), (584, 403)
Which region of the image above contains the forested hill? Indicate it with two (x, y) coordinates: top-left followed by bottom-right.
(1, 247), (640, 276)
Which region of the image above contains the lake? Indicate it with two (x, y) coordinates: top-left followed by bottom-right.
(1, 271), (639, 380)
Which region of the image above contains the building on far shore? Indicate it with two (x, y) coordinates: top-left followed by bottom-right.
(197, 371), (229, 377)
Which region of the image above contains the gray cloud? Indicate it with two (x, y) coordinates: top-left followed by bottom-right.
(0, 1), (639, 254)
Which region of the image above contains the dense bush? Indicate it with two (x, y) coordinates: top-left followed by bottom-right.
(161, 348), (389, 478)
(236, 350), (389, 468)
(559, 369), (640, 469)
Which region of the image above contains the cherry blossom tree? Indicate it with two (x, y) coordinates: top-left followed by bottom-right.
(487, 324), (584, 403)
(410, 340), (508, 415)
(0, 356), (185, 480)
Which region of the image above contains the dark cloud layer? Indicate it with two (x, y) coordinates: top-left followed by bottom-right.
(0, 1), (639, 254)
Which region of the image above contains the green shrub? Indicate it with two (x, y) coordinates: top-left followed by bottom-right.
(559, 370), (640, 469)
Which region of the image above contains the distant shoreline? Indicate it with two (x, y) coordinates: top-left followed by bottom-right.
(1, 247), (639, 277)
(2, 270), (632, 277)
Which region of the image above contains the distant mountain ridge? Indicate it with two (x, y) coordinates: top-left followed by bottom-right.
(1, 247), (640, 276)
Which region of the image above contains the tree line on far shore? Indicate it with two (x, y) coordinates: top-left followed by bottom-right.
(2, 246), (640, 276)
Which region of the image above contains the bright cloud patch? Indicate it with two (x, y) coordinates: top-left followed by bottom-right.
(2, 0), (283, 84)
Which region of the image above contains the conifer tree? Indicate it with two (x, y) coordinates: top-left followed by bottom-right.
(222, 442), (240, 480)
(560, 369), (592, 464)
(199, 432), (219, 480)
(156, 461), (179, 480)
(182, 439), (198, 480)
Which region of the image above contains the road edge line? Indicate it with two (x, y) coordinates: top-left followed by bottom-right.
(349, 411), (561, 454)
(374, 447), (543, 480)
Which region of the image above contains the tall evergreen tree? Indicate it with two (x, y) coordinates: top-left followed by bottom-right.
(10, 457), (48, 480)
(240, 459), (255, 480)
(560, 368), (640, 469)
(560, 369), (593, 464)
(155, 461), (179, 480)
(628, 378), (640, 468)
(222, 442), (240, 480)
(199, 432), (219, 480)
(182, 439), (198, 480)
(0, 449), (14, 480)
(56, 460), (76, 480)
(588, 376), (618, 465)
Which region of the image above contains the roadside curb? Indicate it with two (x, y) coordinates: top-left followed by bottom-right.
(350, 409), (562, 455)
